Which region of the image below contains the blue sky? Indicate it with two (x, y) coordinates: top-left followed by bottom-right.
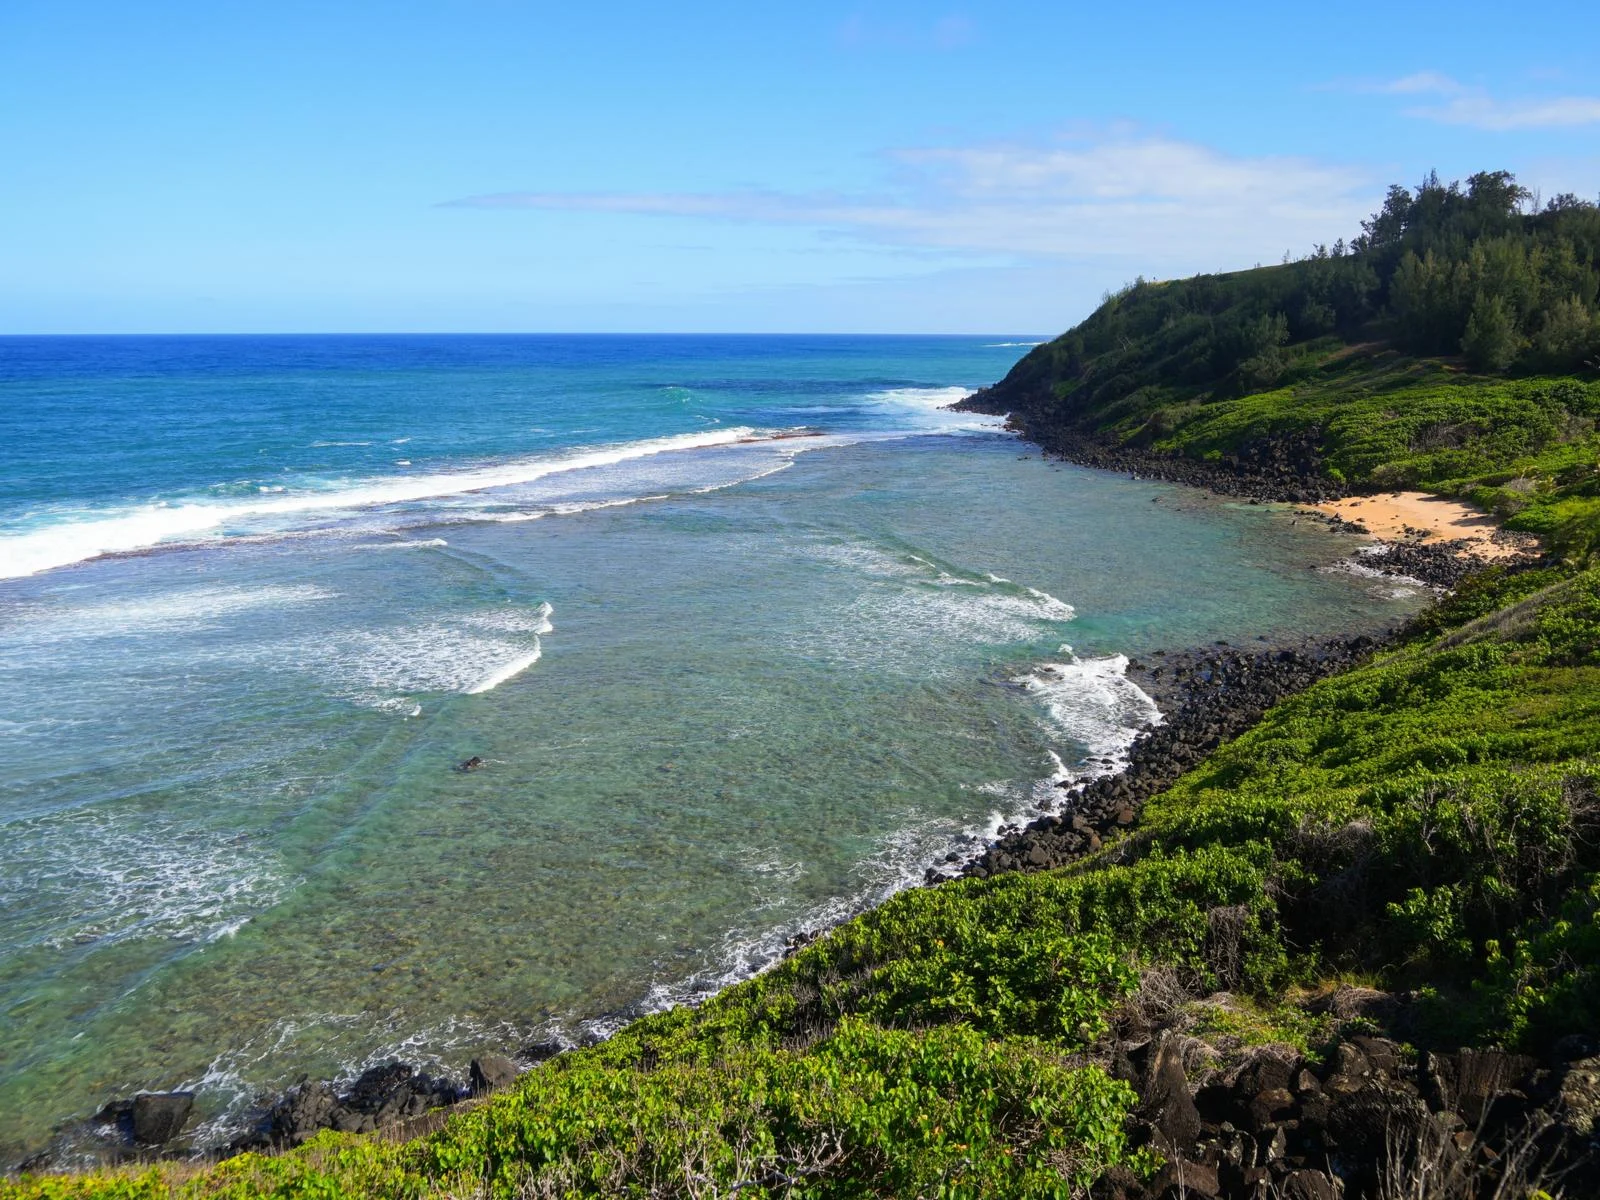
(2, 0), (1597, 334)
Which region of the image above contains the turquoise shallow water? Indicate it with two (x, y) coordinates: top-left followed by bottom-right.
(0, 336), (1424, 1158)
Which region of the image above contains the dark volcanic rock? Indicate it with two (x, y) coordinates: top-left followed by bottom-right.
(1422, 1047), (1540, 1125)
(1138, 1034), (1202, 1153)
(249, 1062), (463, 1150)
(1276, 1170), (1339, 1200)
(1094, 1027), (1596, 1198)
(1150, 1158), (1220, 1199)
(1090, 1165), (1150, 1200)
(346, 1062), (414, 1113)
(269, 1080), (340, 1147)
(948, 399), (1347, 506)
(470, 1055), (518, 1096)
(950, 392), (1511, 591)
(130, 1093), (193, 1145)
(519, 1038), (568, 1064)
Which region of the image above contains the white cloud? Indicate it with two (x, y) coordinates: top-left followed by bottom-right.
(1363, 72), (1600, 130)
(1418, 94), (1600, 131)
(443, 133), (1374, 267)
(836, 12), (975, 50)
(1367, 71), (1467, 97)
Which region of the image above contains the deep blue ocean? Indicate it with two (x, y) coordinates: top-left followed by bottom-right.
(0, 335), (1423, 1158)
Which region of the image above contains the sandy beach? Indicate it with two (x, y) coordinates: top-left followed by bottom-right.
(1311, 491), (1537, 560)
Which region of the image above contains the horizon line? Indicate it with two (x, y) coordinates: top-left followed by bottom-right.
(0, 330), (1053, 340)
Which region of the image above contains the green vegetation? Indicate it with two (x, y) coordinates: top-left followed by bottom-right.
(1151, 359), (1600, 543)
(12, 564), (1600, 1198)
(979, 170), (1600, 554)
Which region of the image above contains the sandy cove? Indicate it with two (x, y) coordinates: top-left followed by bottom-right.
(1311, 491), (1538, 561)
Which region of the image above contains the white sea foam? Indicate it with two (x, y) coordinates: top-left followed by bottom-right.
(183, 1009), (541, 1148)
(547, 494), (671, 516)
(1012, 650), (1164, 780)
(460, 602), (554, 636)
(800, 540), (1077, 670)
(352, 538), (448, 551)
(0, 427), (764, 580)
(471, 455), (796, 524)
(1022, 585), (1077, 621)
(299, 603), (554, 709)
(609, 649), (1161, 1031)
(1320, 550), (1434, 594)
(865, 385), (976, 412)
(1, 584), (335, 643)
(687, 458), (796, 492)
(0, 809), (299, 952)
(605, 547), (1141, 1029)
(321, 626), (524, 700)
(463, 646), (542, 694)
(861, 386), (1004, 435)
(982, 341), (1045, 348)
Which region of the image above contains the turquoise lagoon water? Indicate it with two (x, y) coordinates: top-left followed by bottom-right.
(0, 336), (1423, 1157)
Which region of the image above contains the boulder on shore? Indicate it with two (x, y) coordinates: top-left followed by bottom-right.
(470, 1055), (518, 1096)
(131, 1093), (194, 1145)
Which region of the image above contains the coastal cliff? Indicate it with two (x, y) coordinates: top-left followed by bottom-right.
(958, 170), (1600, 560)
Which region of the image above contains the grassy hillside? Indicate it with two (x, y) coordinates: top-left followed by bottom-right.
(12, 564), (1598, 1198)
(966, 171), (1600, 554)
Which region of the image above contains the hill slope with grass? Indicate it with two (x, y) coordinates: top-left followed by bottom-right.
(961, 172), (1600, 556)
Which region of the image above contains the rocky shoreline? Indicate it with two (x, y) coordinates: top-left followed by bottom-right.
(927, 631), (1390, 887)
(951, 393), (1351, 507)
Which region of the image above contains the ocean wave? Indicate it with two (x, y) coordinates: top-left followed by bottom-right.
(322, 626), (526, 703)
(183, 1009), (542, 1149)
(296, 603), (554, 709)
(471, 455), (799, 524)
(800, 540), (1076, 670)
(1, 584), (336, 643)
(547, 495), (671, 517)
(602, 813), (979, 1035)
(0, 808), (299, 952)
(1012, 650), (1163, 779)
(170, 643), (1157, 1145)
(852, 387), (1006, 437)
(865, 385), (974, 409)
(460, 602), (554, 637)
(462, 646), (542, 695)
(0, 428), (766, 580)
(1319, 553), (1433, 594)
(351, 538), (448, 551)
(982, 341), (1045, 348)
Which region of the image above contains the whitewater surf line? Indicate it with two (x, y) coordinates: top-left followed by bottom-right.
(0, 428), (772, 580)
